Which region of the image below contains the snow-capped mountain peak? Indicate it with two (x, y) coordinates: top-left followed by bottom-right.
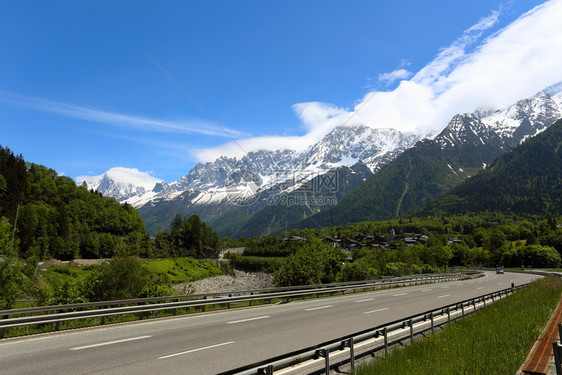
(76, 167), (162, 201)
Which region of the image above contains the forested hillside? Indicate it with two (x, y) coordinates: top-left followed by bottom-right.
(298, 139), (468, 228)
(0, 145), (148, 260)
(419, 119), (562, 217)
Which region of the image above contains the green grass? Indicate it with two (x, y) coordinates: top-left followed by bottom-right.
(141, 257), (223, 283)
(356, 276), (562, 375)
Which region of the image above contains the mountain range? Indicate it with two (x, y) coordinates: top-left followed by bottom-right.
(300, 86), (562, 228)
(417, 118), (562, 217)
(78, 82), (562, 236)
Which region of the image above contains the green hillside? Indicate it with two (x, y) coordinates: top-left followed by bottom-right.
(419, 119), (562, 217)
(0, 145), (149, 260)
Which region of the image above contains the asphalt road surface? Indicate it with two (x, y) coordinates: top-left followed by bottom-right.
(0, 271), (540, 375)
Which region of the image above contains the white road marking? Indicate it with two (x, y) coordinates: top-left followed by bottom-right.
(226, 316), (270, 324)
(364, 307), (389, 314)
(477, 287), (484, 290)
(421, 289), (431, 292)
(441, 286), (449, 289)
(70, 336), (152, 351)
(392, 293), (408, 296)
(437, 294), (450, 299)
(305, 305), (333, 311)
(354, 298), (374, 303)
(158, 341), (234, 359)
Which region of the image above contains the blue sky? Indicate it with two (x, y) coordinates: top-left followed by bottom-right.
(2, 0), (562, 183)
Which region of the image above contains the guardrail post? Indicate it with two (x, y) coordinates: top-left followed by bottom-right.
(342, 338), (355, 372)
(447, 307), (450, 324)
(472, 299), (476, 312)
(461, 303), (465, 318)
(553, 342), (562, 375)
(382, 327), (388, 355)
(316, 349), (330, 374)
(202, 296), (207, 312)
(258, 365), (274, 375)
(249, 292), (253, 307)
(430, 312), (434, 334)
(409, 319), (414, 344)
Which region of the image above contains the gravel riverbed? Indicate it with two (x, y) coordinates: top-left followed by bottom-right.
(173, 270), (275, 295)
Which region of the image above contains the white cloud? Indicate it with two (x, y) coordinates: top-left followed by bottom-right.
(378, 69), (412, 83)
(196, 0), (562, 161)
(0, 92), (240, 137)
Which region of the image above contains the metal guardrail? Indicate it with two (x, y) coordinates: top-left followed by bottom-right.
(218, 285), (526, 375)
(0, 273), (473, 338)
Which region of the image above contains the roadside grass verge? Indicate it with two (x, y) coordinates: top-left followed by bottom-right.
(355, 276), (562, 375)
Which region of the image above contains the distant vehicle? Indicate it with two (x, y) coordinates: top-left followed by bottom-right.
(496, 267), (504, 274)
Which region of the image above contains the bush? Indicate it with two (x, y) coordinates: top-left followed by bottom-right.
(275, 239), (345, 286)
(80, 257), (150, 302)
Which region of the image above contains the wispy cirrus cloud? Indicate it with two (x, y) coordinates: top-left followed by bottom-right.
(0, 91), (240, 137)
(196, 1), (562, 161)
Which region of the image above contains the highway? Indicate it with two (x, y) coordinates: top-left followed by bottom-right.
(0, 271), (540, 374)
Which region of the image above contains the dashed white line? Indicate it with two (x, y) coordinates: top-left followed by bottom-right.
(441, 286), (449, 289)
(364, 307), (389, 314)
(70, 336), (152, 351)
(477, 287), (484, 290)
(421, 289), (431, 292)
(226, 316), (270, 324)
(437, 294), (450, 299)
(305, 305), (333, 311)
(354, 298), (374, 303)
(158, 341), (234, 359)
(392, 293), (408, 297)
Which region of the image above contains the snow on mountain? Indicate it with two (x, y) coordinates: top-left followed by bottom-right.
(127, 125), (423, 209)
(437, 83), (562, 152)
(82, 81), (562, 215)
(76, 167), (162, 202)
(298, 126), (424, 172)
